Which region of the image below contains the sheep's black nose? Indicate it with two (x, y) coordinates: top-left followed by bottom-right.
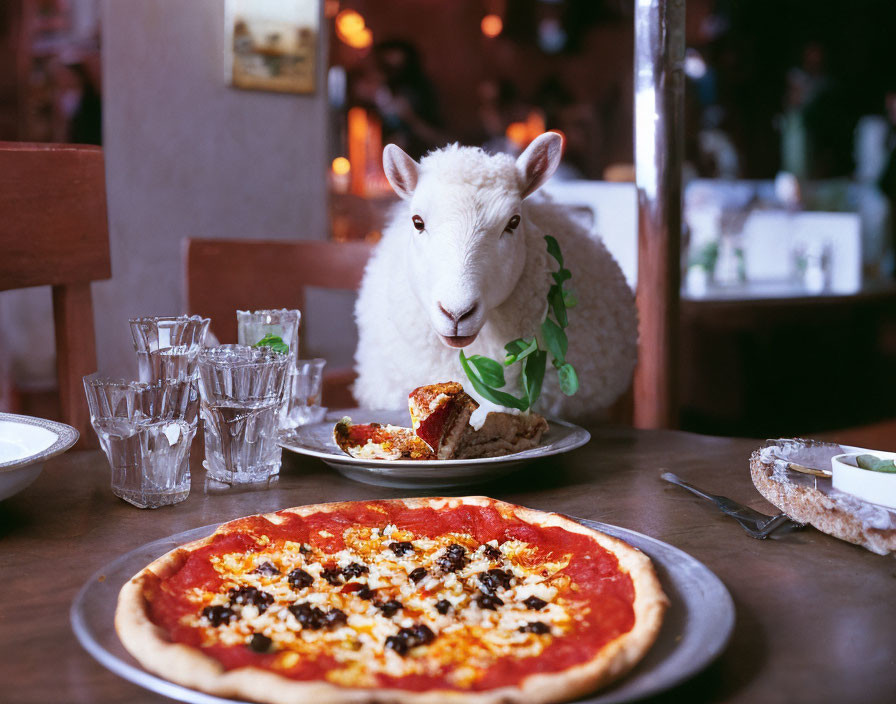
(438, 301), (478, 324)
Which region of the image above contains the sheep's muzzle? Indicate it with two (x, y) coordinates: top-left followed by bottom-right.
(440, 333), (478, 348)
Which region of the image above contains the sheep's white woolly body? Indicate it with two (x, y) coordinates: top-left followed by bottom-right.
(354, 139), (637, 422)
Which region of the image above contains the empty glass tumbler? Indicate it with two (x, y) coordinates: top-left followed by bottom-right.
(130, 315), (210, 382)
(283, 358), (327, 427)
(198, 345), (290, 484)
(130, 315), (208, 477)
(83, 375), (198, 508)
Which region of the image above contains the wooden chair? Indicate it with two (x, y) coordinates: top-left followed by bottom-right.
(185, 239), (374, 408)
(0, 142), (111, 447)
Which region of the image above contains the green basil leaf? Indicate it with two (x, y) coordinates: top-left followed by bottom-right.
(467, 354), (505, 387)
(504, 338), (526, 364)
(855, 454), (896, 473)
(545, 235), (563, 267)
(504, 337), (538, 365)
(563, 288), (578, 308)
(540, 318), (567, 364)
(557, 362), (579, 395)
(252, 334), (289, 355)
(459, 351), (528, 410)
(522, 350), (547, 408)
(548, 285), (568, 328)
(505, 338), (528, 357)
(552, 268), (572, 286)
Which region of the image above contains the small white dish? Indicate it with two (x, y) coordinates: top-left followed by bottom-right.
(280, 409), (591, 488)
(831, 451), (896, 510)
(0, 412), (79, 501)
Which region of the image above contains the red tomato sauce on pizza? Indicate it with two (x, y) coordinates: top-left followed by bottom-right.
(144, 501), (636, 692)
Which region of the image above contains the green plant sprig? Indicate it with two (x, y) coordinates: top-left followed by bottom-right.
(252, 333), (289, 355)
(855, 454), (896, 473)
(459, 235), (579, 412)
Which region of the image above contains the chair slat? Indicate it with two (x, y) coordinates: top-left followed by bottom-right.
(0, 142), (111, 291)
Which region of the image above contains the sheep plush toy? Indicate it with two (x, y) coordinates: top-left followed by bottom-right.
(353, 132), (637, 423)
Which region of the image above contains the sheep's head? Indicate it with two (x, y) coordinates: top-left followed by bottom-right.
(383, 132), (562, 348)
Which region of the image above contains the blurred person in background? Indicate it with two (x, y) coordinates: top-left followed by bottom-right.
(533, 76), (592, 179)
(371, 39), (445, 160)
(780, 41), (853, 180)
(68, 58), (102, 145)
(855, 83), (896, 278)
(477, 78), (530, 156)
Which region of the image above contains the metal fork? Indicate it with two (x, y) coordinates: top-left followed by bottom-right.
(661, 472), (800, 539)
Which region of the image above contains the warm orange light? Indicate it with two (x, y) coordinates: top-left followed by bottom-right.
(526, 110), (546, 136)
(347, 107), (368, 195)
(336, 9), (364, 34)
(332, 157), (351, 175)
(481, 14), (503, 38)
(336, 9), (373, 49)
(352, 28), (373, 49)
(506, 122), (529, 149)
(506, 113), (553, 151)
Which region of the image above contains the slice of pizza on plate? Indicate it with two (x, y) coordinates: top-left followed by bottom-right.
(333, 419), (435, 460)
(333, 382), (551, 462)
(408, 381), (479, 459)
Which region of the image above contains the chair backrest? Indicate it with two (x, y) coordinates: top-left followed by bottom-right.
(185, 238), (374, 406)
(0, 142), (111, 445)
(185, 238), (374, 343)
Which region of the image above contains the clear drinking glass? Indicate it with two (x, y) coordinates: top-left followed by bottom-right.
(236, 309), (303, 430)
(283, 358), (327, 428)
(236, 309), (300, 364)
(130, 315), (210, 382)
(198, 345), (290, 484)
(83, 375), (198, 508)
(130, 315), (208, 480)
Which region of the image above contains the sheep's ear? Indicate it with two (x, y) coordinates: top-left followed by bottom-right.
(383, 144), (420, 200)
(516, 132), (563, 198)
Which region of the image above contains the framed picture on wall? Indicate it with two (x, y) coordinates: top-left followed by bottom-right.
(225, 0), (318, 94)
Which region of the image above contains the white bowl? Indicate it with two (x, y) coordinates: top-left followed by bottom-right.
(0, 413), (79, 501)
(831, 451), (896, 510)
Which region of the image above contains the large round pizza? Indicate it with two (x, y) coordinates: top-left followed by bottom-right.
(116, 497), (668, 704)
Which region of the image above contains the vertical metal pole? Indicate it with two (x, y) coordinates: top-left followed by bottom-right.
(633, 0), (685, 429)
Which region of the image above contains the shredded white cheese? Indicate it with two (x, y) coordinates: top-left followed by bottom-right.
(187, 524), (580, 687)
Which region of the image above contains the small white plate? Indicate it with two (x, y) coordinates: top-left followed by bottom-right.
(0, 412), (79, 501)
(832, 451), (896, 510)
(279, 409), (591, 488)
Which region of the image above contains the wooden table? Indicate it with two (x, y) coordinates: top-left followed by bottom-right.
(2, 426), (894, 704)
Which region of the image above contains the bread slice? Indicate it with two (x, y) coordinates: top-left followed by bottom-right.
(453, 411), (549, 459)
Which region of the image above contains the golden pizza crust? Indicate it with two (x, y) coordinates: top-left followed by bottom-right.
(115, 497), (668, 704)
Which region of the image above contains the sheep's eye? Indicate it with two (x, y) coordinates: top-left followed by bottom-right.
(412, 215), (425, 231)
(504, 214), (521, 233)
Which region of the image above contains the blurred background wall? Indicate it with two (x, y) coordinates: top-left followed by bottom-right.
(93, 0), (329, 376)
